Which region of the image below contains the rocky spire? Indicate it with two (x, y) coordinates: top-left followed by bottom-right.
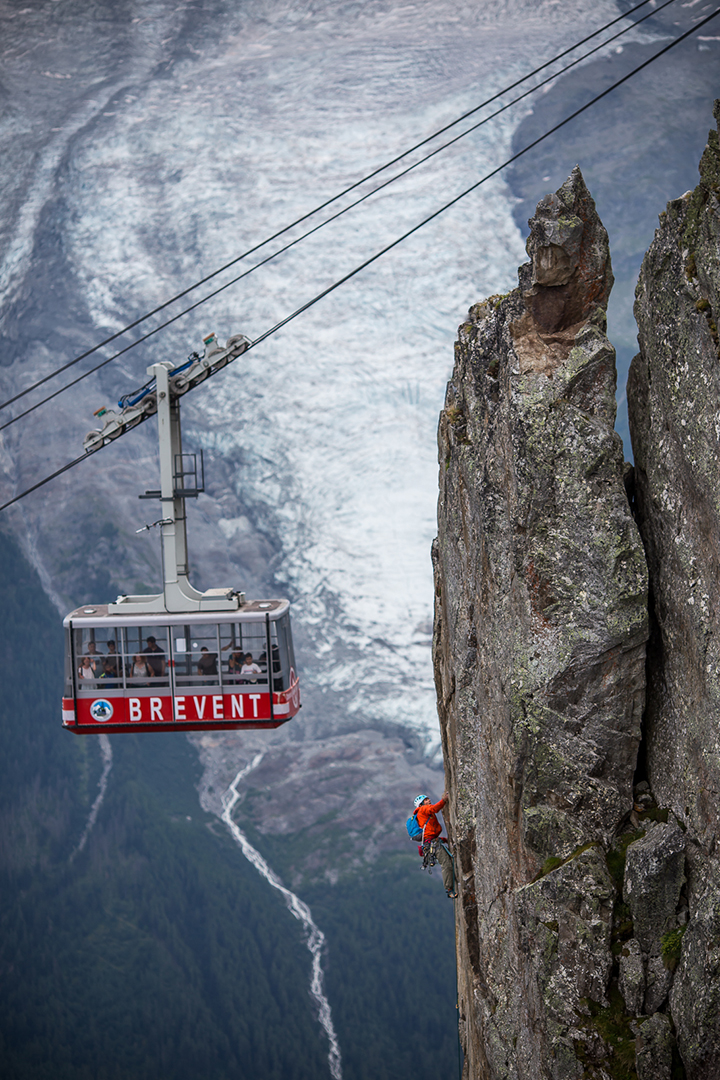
(433, 167), (648, 1077)
(628, 100), (720, 1078)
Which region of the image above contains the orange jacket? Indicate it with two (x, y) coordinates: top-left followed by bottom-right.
(416, 798), (445, 841)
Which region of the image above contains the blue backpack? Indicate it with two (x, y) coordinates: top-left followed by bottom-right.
(406, 809), (425, 843)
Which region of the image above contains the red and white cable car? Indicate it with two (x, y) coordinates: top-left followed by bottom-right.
(62, 343), (301, 734)
(62, 600), (300, 734)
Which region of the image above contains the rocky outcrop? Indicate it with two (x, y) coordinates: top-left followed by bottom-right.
(621, 819), (686, 1018)
(436, 104), (720, 1080)
(628, 100), (720, 1079)
(635, 1010), (674, 1080)
(623, 821), (685, 956)
(433, 168), (649, 1078)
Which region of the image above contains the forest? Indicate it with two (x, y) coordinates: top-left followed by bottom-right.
(0, 530), (457, 1079)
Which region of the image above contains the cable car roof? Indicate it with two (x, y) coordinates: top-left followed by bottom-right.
(63, 598), (290, 628)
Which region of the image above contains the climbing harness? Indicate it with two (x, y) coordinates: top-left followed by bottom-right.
(421, 838), (440, 873)
(421, 837), (458, 898)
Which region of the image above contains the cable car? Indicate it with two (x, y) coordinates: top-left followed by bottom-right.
(62, 343), (301, 734)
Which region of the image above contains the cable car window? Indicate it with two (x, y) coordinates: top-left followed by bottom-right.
(275, 613), (296, 690)
(73, 626), (125, 694)
(64, 628), (74, 699)
(123, 626), (170, 688)
(268, 622), (283, 691)
(219, 622), (269, 686)
(173, 624), (221, 687)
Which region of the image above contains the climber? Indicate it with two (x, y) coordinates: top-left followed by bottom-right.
(413, 792), (457, 898)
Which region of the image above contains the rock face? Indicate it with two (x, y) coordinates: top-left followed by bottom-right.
(628, 101), (720, 1079)
(623, 821), (686, 957)
(622, 819), (686, 1017)
(635, 1011), (673, 1080)
(433, 168), (649, 1078)
(436, 105), (720, 1080)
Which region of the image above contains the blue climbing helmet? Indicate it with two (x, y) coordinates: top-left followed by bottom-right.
(414, 794), (428, 808)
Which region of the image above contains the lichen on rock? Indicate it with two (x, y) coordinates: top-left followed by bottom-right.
(669, 859), (720, 1076)
(618, 937), (644, 1018)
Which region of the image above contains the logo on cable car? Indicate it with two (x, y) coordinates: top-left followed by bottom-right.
(90, 699), (114, 723)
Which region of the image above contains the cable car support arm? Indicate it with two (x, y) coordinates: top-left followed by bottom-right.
(83, 333), (250, 614)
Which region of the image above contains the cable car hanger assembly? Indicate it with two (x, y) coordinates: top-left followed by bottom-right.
(85, 333), (250, 614)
